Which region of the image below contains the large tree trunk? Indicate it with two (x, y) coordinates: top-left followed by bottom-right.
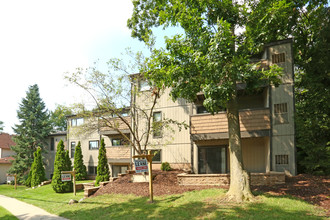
(226, 89), (254, 202)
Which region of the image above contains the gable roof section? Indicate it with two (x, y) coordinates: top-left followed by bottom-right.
(0, 133), (15, 149)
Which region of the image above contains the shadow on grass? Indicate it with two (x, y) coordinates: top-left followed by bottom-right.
(60, 196), (218, 220)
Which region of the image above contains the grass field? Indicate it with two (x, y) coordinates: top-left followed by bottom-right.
(0, 205), (17, 220)
(0, 184), (327, 219)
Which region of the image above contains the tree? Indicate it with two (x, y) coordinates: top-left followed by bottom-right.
(65, 50), (186, 155)
(50, 104), (73, 132)
(52, 140), (73, 193)
(30, 147), (46, 187)
(246, 0), (329, 175)
(128, 0), (282, 202)
(9, 84), (52, 182)
(65, 150), (72, 171)
(95, 138), (110, 185)
(73, 141), (87, 180)
(0, 121), (3, 131)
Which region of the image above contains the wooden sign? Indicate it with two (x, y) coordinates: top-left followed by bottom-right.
(6, 174), (17, 190)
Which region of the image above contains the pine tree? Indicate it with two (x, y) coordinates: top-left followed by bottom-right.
(95, 138), (109, 185)
(73, 141), (87, 180)
(52, 140), (73, 193)
(31, 147), (46, 187)
(9, 84), (52, 182)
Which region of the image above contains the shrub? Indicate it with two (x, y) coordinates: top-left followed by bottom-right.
(95, 138), (110, 185)
(73, 141), (87, 180)
(51, 140), (73, 193)
(31, 147), (46, 187)
(161, 162), (171, 171)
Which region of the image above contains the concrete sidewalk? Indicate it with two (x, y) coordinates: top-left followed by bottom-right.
(0, 195), (68, 220)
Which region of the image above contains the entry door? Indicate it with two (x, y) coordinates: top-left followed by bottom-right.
(198, 147), (226, 174)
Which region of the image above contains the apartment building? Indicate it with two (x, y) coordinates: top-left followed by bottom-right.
(61, 38), (295, 180)
(132, 38), (296, 176)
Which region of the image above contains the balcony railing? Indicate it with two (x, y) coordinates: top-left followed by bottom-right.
(191, 109), (270, 136)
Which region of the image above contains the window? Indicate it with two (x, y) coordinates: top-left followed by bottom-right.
(274, 103), (288, 124)
(275, 155), (289, 165)
(71, 118), (84, 127)
(89, 140), (99, 150)
(197, 106), (208, 114)
(112, 139), (122, 146)
(88, 166), (97, 175)
(112, 165), (128, 177)
(198, 146), (227, 174)
(139, 80), (151, 91)
(50, 138), (54, 151)
(151, 150), (161, 163)
(272, 53), (285, 64)
(71, 142), (76, 158)
(153, 112), (162, 138)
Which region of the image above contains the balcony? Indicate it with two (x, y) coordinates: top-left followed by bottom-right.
(99, 116), (131, 136)
(190, 108), (270, 140)
(106, 146), (131, 164)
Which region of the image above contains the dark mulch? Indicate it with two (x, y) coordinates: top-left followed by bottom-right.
(92, 170), (329, 214)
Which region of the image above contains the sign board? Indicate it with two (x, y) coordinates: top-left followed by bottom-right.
(7, 176), (15, 183)
(134, 159), (148, 173)
(61, 173), (71, 182)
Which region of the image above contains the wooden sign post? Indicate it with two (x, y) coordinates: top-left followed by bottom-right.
(61, 170), (76, 196)
(6, 174), (17, 190)
(133, 150), (154, 203)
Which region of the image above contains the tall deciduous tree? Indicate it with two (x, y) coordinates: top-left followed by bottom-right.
(128, 0), (282, 202)
(50, 104), (73, 132)
(73, 141), (87, 180)
(52, 140), (73, 193)
(9, 84), (52, 182)
(247, 0), (329, 175)
(95, 138), (109, 185)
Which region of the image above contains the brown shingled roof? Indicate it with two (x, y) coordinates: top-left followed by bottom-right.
(0, 133), (16, 149)
(0, 156), (14, 164)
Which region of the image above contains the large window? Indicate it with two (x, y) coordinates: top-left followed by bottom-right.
(198, 146), (227, 174)
(89, 140), (99, 150)
(71, 118), (84, 127)
(71, 142), (76, 158)
(153, 112), (162, 138)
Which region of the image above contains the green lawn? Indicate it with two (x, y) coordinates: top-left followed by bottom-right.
(0, 205), (17, 220)
(0, 184), (327, 219)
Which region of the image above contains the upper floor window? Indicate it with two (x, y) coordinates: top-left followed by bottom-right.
(71, 118), (84, 127)
(197, 106), (208, 114)
(153, 112), (162, 138)
(272, 53), (285, 64)
(274, 103), (288, 124)
(50, 138), (55, 151)
(89, 140), (99, 150)
(275, 155), (289, 165)
(139, 80), (151, 91)
(112, 138), (122, 146)
(71, 142), (76, 158)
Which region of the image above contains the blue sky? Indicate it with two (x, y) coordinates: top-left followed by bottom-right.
(0, 1), (161, 134)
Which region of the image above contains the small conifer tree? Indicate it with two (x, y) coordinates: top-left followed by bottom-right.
(95, 138), (109, 185)
(65, 150), (72, 171)
(52, 140), (73, 193)
(31, 147), (46, 187)
(73, 141), (87, 180)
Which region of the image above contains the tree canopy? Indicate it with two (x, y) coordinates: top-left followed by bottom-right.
(9, 84), (52, 182)
(50, 104), (73, 132)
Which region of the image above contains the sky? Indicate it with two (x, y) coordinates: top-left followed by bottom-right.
(0, 1), (157, 134)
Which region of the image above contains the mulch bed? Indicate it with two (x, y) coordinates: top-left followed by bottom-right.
(92, 170), (329, 215)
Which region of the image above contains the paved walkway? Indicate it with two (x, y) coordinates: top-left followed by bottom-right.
(0, 195), (68, 220)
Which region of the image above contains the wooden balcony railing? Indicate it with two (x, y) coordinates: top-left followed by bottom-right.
(191, 109), (270, 135)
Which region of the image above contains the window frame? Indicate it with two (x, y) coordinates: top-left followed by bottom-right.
(88, 166), (97, 175)
(274, 103), (289, 124)
(89, 140), (99, 150)
(71, 118), (84, 127)
(153, 111), (163, 138)
(50, 137), (55, 151)
(70, 142), (76, 158)
(111, 138), (122, 146)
